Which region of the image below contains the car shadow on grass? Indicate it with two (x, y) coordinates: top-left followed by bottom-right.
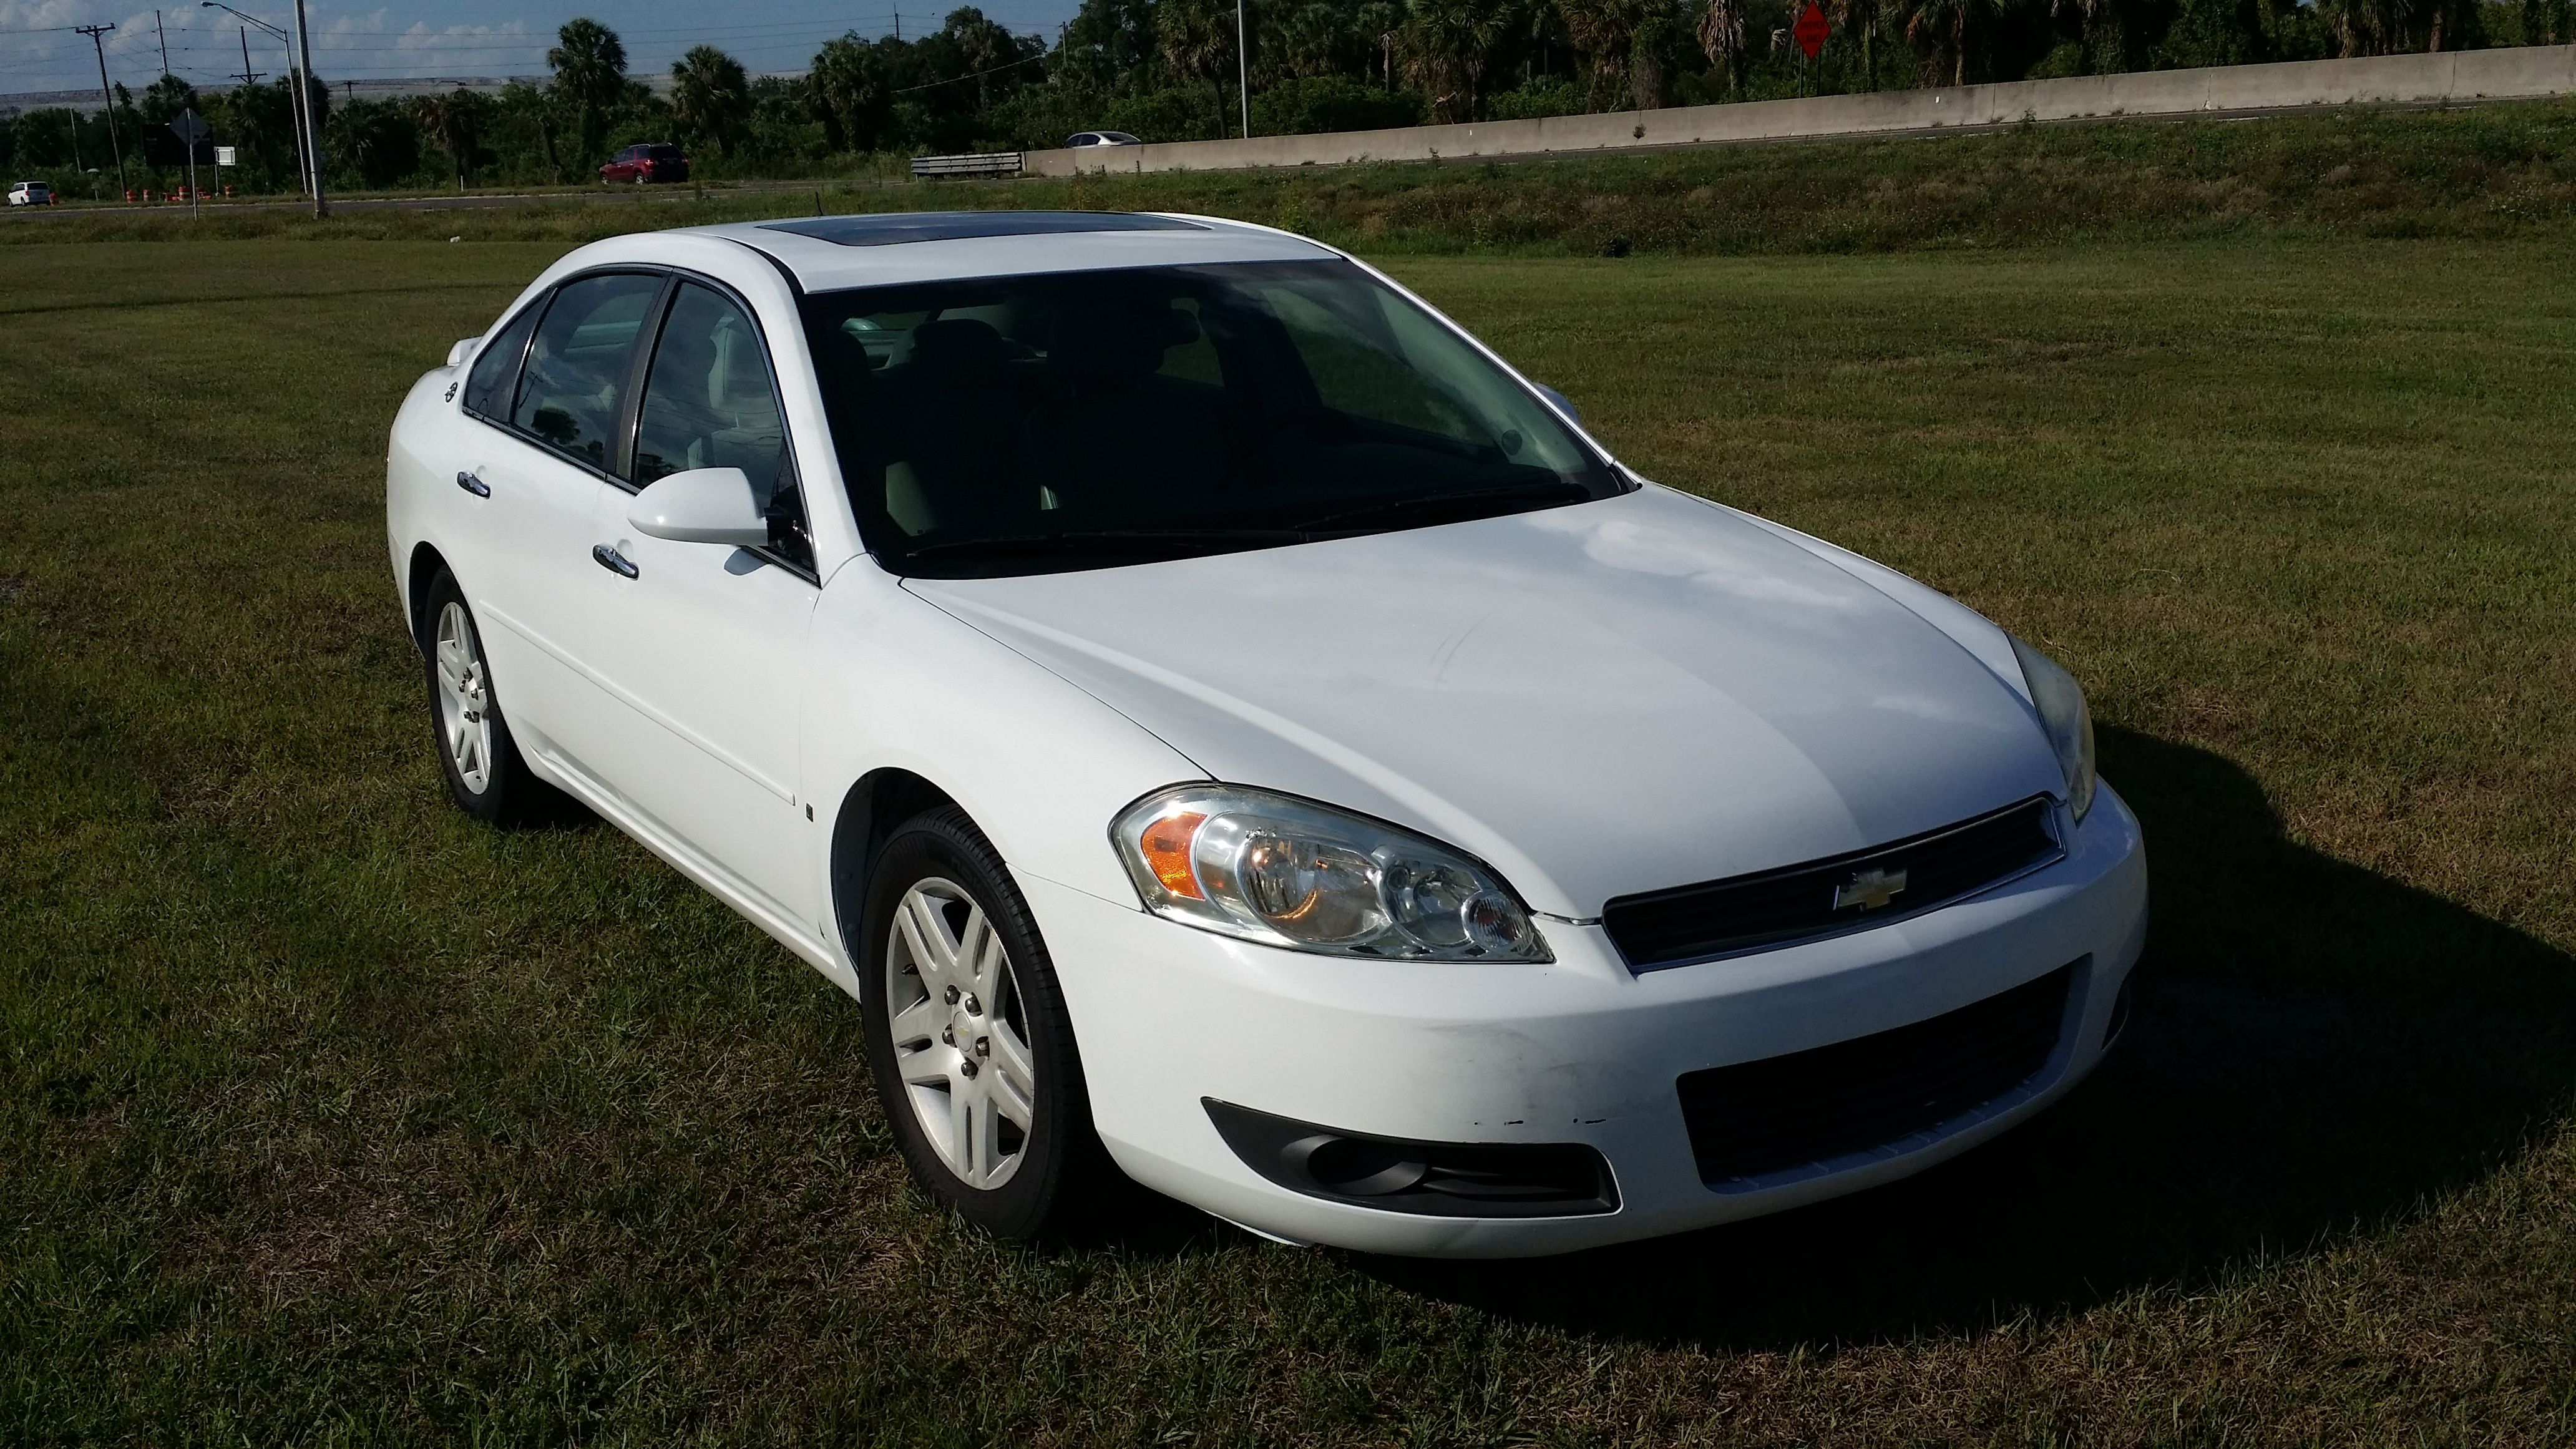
(1355, 726), (2576, 1350)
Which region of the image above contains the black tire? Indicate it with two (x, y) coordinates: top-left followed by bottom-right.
(860, 806), (1114, 1239)
(418, 568), (554, 827)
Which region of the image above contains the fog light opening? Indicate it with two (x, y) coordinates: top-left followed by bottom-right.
(2103, 978), (2134, 1050)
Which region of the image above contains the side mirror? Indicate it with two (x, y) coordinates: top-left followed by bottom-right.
(627, 467), (769, 547)
(447, 336), (477, 368)
(1535, 384), (1578, 422)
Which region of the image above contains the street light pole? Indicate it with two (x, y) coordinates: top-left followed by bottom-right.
(291, 0), (324, 215)
(76, 24), (127, 193)
(202, 3), (314, 207)
(1235, 0), (1251, 139)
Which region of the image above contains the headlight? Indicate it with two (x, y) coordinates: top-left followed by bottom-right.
(1111, 785), (1551, 962)
(2009, 635), (2096, 822)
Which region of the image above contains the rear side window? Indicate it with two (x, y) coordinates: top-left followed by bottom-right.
(512, 272), (665, 469)
(461, 302), (542, 419)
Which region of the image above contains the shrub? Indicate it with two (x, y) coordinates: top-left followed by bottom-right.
(1250, 77), (1427, 135)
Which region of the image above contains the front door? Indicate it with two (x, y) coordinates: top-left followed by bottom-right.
(568, 279), (822, 930)
(452, 271), (664, 775)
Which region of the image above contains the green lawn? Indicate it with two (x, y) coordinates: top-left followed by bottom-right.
(2, 233), (2572, 1445)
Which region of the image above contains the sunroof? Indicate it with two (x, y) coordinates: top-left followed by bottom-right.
(757, 211), (1208, 248)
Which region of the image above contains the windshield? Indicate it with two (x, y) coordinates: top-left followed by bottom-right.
(800, 259), (1624, 577)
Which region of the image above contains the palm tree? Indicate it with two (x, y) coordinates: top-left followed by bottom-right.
(1555, 0), (1649, 110)
(547, 17), (627, 167)
(410, 88), (487, 189)
(1831, 0), (1883, 89)
(1402, 0), (1511, 122)
(1899, 0), (1991, 86)
(809, 34), (893, 154)
(671, 45), (751, 157)
(1282, 3), (1349, 79)
(1156, 0), (1238, 137)
(1695, 0), (1747, 98)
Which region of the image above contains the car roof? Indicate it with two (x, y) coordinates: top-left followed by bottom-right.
(665, 210), (1340, 293)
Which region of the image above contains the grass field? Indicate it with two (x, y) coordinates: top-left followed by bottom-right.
(3, 228), (2574, 1443)
(9, 97), (2576, 258)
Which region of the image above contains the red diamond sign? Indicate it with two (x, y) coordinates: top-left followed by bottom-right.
(1794, 1), (1830, 59)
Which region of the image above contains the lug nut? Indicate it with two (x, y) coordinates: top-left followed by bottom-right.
(974, 1036), (990, 1057)
(942, 985), (960, 1005)
(941, 1026), (955, 1046)
(957, 1058), (979, 1079)
(962, 993), (982, 1017)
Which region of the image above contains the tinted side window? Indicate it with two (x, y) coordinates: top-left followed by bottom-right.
(512, 272), (663, 469)
(461, 302), (542, 419)
(634, 282), (811, 570)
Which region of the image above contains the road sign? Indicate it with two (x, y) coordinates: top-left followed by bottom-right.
(170, 107), (210, 219)
(214, 146), (237, 167)
(1795, 1), (1830, 59)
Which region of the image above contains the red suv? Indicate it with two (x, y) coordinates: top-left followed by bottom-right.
(600, 144), (688, 185)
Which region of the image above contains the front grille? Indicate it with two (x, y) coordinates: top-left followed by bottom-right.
(1601, 796), (2062, 970)
(1676, 962), (2075, 1187)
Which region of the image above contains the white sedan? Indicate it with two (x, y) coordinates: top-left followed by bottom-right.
(385, 210), (2147, 1257)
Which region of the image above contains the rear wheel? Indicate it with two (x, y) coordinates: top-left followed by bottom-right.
(861, 807), (1112, 1238)
(420, 569), (552, 826)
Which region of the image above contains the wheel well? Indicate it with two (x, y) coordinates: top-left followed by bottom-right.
(827, 769), (964, 975)
(406, 542), (451, 656)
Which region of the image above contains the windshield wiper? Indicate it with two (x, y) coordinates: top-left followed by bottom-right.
(1291, 479), (1595, 534)
(904, 528), (1311, 561)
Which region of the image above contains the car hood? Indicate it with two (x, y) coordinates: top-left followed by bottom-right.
(906, 485), (2065, 919)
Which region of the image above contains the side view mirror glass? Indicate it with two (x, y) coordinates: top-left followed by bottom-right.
(1535, 384), (1578, 422)
(627, 467), (769, 548)
(447, 336), (477, 368)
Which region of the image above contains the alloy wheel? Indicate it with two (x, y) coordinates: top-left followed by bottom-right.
(884, 877), (1038, 1191)
(433, 602), (494, 794)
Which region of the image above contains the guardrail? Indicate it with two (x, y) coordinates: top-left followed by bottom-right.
(1025, 45), (2576, 178)
(912, 152), (1024, 180)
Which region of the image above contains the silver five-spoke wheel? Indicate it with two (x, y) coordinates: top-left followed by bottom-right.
(885, 877), (1039, 1191)
(432, 601), (494, 795)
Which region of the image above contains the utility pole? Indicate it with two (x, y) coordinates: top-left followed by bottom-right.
(76, 24), (127, 193)
(235, 27), (262, 85)
(155, 10), (172, 77)
(293, 0), (325, 215)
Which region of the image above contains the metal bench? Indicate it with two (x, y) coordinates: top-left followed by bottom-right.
(910, 152), (1024, 180)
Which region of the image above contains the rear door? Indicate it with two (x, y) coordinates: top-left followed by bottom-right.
(562, 277), (823, 927)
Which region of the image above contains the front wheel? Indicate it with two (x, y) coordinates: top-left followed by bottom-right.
(860, 807), (1113, 1238)
(419, 568), (554, 826)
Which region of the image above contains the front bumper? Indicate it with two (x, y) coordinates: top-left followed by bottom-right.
(1023, 784), (2149, 1257)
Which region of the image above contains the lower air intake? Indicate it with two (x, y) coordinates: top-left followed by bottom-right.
(1676, 960), (2077, 1188)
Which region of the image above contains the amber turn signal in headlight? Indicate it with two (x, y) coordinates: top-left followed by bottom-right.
(1111, 786), (1551, 962)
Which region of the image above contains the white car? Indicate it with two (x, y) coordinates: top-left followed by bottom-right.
(8, 180), (54, 207)
(385, 210), (2147, 1257)
(1065, 130), (1143, 149)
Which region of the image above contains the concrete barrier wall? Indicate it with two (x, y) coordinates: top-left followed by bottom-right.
(1025, 45), (2576, 178)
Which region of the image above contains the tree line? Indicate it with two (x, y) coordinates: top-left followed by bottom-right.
(3, 0), (2567, 198)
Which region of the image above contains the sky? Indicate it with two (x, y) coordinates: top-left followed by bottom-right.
(0, 0), (1087, 97)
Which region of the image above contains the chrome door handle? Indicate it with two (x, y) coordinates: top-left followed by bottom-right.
(592, 544), (638, 579)
(456, 469), (489, 497)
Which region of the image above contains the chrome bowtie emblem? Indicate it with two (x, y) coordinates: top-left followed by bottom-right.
(1833, 866), (1908, 912)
